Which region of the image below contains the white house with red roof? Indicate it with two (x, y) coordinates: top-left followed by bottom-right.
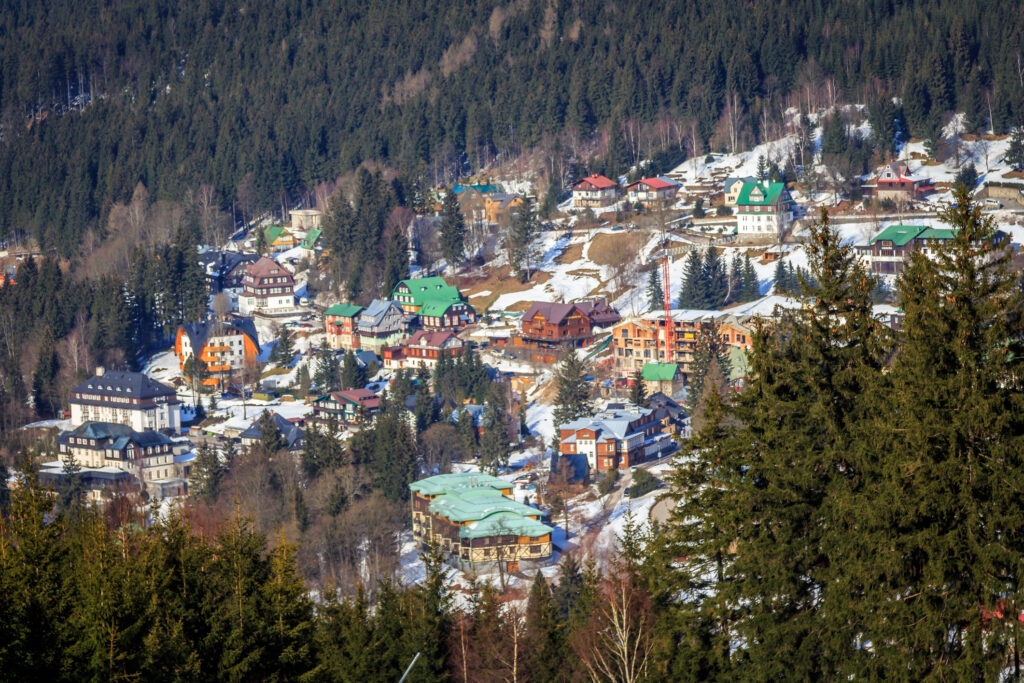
(864, 162), (934, 202)
(571, 174), (620, 208)
(381, 330), (465, 370)
(625, 177), (678, 208)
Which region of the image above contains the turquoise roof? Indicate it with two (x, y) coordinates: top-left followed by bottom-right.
(737, 182), (789, 207)
(869, 224), (930, 246)
(453, 183), (501, 195)
(300, 228), (322, 249)
(324, 303), (363, 318)
(917, 227), (957, 241)
(459, 511), (553, 540)
(409, 471), (510, 497)
(428, 488), (539, 523)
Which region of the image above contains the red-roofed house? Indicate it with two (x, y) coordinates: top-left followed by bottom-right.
(382, 330), (465, 370)
(571, 174), (620, 208)
(625, 178), (678, 208)
(864, 162), (934, 202)
(311, 389), (381, 426)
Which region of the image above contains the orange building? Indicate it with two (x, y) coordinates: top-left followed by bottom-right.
(175, 318), (262, 387)
(610, 311), (752, 380)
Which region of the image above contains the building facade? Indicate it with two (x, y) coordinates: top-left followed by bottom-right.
(854, 224), (957, 276)
(57, 421), (182, 488)
(311, 389), (381, 426)
(410, 472), (554, 573)
(382, 330), (465, 370)
(392, 277), (477, 330)
(356, 299), (409, 352)
(624, 177), (678, 208)
(519, 302), (593, 346)
(69, 368), (180, 433)
(571, 174), (620, 208)
(736, 181), (795, 238)
(175, 318), (262, 387)
(558, 407), (671, 470)
(324, 303), (364, 350)
(611, 311), (753, 379)
(864, 162), (934, 202)
(238, 257), (295, 315)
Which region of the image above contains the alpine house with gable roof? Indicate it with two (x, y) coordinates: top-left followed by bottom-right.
(382, 329), (465, 370)
(558, 406), (672, 471)
(238, 257), (295, 315)
(571, 174), (620, 208)
(854, 224), (958, 276)
(625, 177), (679, 208)
(410, 472), (554, 572)
(323, 302), (364, 350)
(391, 277), (477, 330)
(736, 181), (795, 238)
(69, 368), (180, 433)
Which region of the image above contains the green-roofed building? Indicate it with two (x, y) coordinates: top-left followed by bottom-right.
(641, 362), (683, 395)
(392, 277), (478, 330)
(263, 225), (298, 252)
(856, 224), (958, 277)
(300, 228), (322, 252)
(324, 302), (364, 350)
(736, 181), (795, 239)
(410, 471), (554, 571)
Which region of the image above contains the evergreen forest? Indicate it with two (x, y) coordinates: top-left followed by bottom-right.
(1, 0), (1022, 254)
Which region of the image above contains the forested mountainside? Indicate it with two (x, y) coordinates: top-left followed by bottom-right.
(2, 0), (1023, 254)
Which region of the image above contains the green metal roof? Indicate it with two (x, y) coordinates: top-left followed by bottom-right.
(869, 224), (928, 246)
(420, 299), (463, 317)
(917, 227), (957, 241)
(393, 277), (466, 309)
(641, 362), (680, 381)
(409, 471), (510, 497)
(264, 225), (292, 244)
(727, 346), (750, 382)
(453, 183), (501, 195)
(324, 303), (363, 318)
(300, 228), (322, 249)
(459, 511), (553, 540)
(429, 489), (539, 523)
(737, 182), (788, 207)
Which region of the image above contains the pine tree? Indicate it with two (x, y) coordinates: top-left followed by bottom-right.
(1005, 126), (1024, 171)
(551, 352), (592, 439)
(678, 249), (703, 309)
(313, 347), (340, 392)
(440, 190), (466, 270)
(32, 325), (59, 418)
(524, 572), (563, 681)
(741, 255), (760, 301)
(479, 403), (509, 475)
(646, 267), (663, 313)
(629, 368), (648, 407)
(261, 539), (315, 678)
(510, 199), (539, 281)
(191, 444), (224, 503)
(756, 154), (768, 181)
(272, 326), (293, 366)
(255, 227), (267, 256)
(684, 322), (732, 416)
(701, 247), (727, 309)
(256, 411), (285, 456)
(867, 188), (1024, 677)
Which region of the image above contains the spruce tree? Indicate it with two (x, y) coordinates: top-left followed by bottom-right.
(272, 326), (293, 366)
(741, 255), (760, 301)
(701, 247), (727, 309)
(382, 225), (409, 296)
(646, 267), (663, 313)
(684, 322), (732, 416)
(479, 403), (509, 475)
(191, 444), (224, 503)
(510, 199), (539, 281)
(524, 572), (563, 681)
(867, 187), (1024, 678)
(678, 249), (703, 309)
(32, 325), (59, 418)
(440, 190), (466, 270)
(551, 352), (592, 438)
(1005, 125), (1024, 171)
(313, 347), (340, 392)
(629, 368), (648, 407)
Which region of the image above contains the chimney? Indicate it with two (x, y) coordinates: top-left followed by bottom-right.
(95, 366), (105, 377)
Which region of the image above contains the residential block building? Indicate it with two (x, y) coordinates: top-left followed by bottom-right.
(382, 330), (465, 370)
(558, 407), (672, 471)
(311, 389), (381, 426)
(571, 174), (620, 208)
(410, 472), (554, 573)
(736, 181), (795, 238)
(854, 224), (956, 277)
(624, 177), (678, 208)
(69, 368), (180, 433)
(56, 421), (184, 492)
(324, 303), (364, 350)
(175, 318), (262, 387)
(611, 310), (753, 380)
(238, 257), (295, 315)
(392, 277), (477, 330)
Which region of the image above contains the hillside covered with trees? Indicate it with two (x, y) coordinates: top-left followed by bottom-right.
(2, 0), (1023, 254)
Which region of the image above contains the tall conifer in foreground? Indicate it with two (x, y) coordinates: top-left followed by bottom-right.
(867, 187), (1024, 678)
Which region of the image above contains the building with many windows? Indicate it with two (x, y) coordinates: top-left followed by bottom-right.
(391, 277), (478, 330)
(324, 303), (364, 350)
(175, 317), (262, 387)
(571, 174), (620, 208)
(69, 368), (180, 433)
(382, 330), (465, 370)
(735, 181), (795, 238)
(854, 224), (957, 277)
(238, 257), (295, 315)
(557, 407), (671, 471)
(410, 472), (554, 573)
